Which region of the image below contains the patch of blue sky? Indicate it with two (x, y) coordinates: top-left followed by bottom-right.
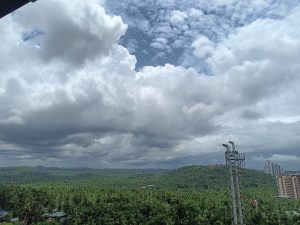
(22, 28), (44, 42)
(181, 56), (213, 76)
(104, 0), (300, 72)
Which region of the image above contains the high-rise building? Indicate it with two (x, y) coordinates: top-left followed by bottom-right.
(264, 160), (283, 176)
(276, 175), (300, 199)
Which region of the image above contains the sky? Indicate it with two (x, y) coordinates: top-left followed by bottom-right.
(0, 0), (300, 170)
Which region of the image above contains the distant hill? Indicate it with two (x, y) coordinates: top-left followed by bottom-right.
(0, 165), (276, 190)
(0, 166), (164, 184)
(156, 165), (276, 189)
(286, 171), (300, 175)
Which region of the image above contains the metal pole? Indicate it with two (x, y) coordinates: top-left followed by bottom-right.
(229, 141), (244, 225)
(223, 144), (238, 225)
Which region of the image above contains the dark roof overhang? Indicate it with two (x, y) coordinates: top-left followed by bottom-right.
(0, 0), (37, 19)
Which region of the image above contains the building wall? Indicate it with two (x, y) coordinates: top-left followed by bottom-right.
(265, 160), (284, 176)
(292, 176), (300, 199)
(277, 175), (300, 199)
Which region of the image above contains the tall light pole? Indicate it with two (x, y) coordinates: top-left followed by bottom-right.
(222, 143), (238, 225)
(222, 141), (245, 225)
(229, 141), (245, 225)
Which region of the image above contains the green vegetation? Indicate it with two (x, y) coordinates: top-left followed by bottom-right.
(0, 165), (299, 225)
(0, 165), (275, 189)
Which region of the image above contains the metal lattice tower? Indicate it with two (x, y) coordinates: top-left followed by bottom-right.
(222, 141), (246, 225)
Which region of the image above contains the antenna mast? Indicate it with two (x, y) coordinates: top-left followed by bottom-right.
(222, 141), (246, 225)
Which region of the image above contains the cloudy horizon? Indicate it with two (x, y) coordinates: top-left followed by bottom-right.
(0, 0), (300, 170)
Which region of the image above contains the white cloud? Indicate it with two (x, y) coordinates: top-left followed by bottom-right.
(253, 154), (300, 162)
(105, 0), (298, 68)
(189, 8), (203, 18)
(192, 6), (300, 158)
(0, 0), (300, 169)
(169, 10), (188, 25)
(265, 116), (300, 124)
(15, 0), (127, 66)
(192, 35), (215, 58)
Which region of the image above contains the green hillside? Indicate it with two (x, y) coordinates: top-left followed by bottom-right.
(0, 165), (276, 190)
(0, 166), (297, 225)
(160, 165), (276, 189)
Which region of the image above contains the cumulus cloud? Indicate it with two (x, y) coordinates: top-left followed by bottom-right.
(0, 0), (300, 169)
(105, 0), (298, 68)
(169, 10), (188, 25)
(189, 8), (203, 18)
(192, 35), (215, 58)
(21, 0), (126, 66)
(189, 5), (300, 164)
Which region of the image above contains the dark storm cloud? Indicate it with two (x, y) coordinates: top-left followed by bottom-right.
(240, 109), (262, 120)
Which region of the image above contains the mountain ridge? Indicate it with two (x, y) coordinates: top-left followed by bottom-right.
(0, 165), (276, 190)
